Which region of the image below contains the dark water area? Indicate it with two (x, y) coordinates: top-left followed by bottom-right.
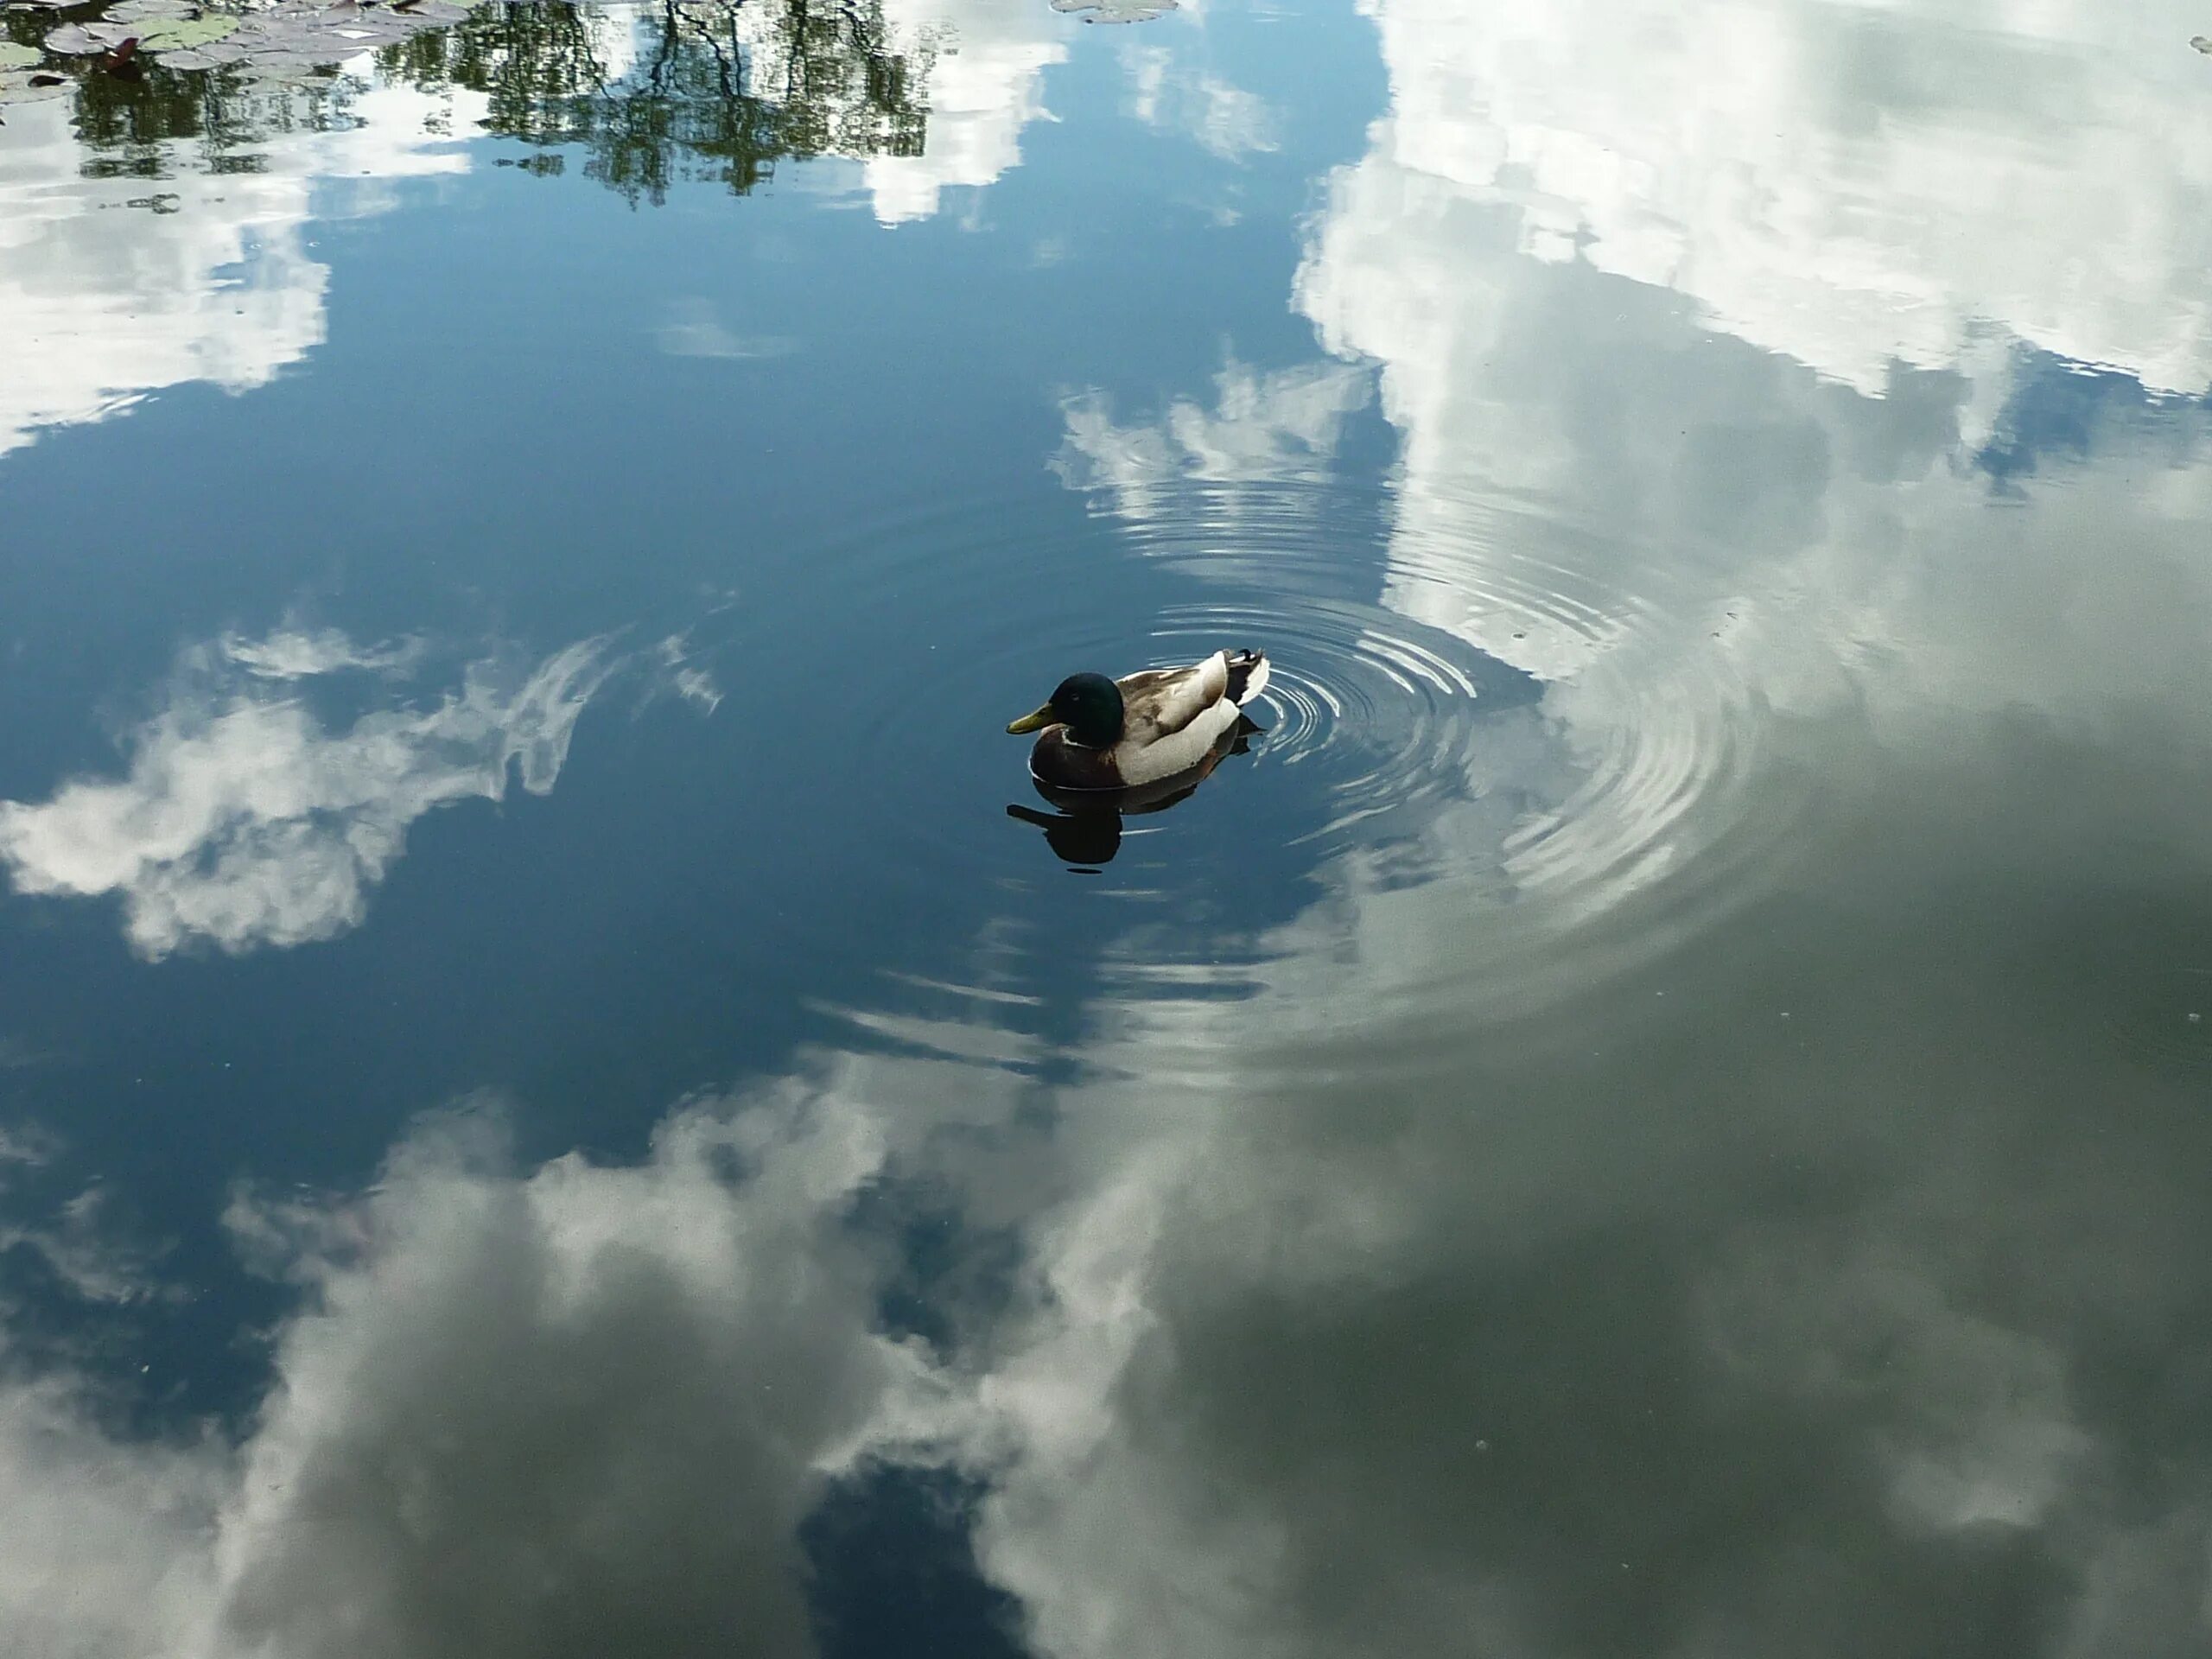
(4, 2), (2212, 1655)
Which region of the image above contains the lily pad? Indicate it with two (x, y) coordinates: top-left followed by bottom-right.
(105, 0), (198, 19)
(136, 14), (240, 51)
(0, 41), (42, 69)
(0, 66), (70, 101)
(41, 21), (138, 54)
(1051, 0), (1179, 21)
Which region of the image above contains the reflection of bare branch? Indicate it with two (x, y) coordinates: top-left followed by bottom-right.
(649, 2), (681, 92)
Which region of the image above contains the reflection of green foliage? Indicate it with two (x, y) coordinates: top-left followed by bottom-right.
(384, 1), (934, 205)
(4, 4), (358, 177)
(70, 67), (347, 177)
(5, 0), (931, 206)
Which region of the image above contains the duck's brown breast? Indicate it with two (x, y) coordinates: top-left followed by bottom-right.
(1029, 728), (1124, 791)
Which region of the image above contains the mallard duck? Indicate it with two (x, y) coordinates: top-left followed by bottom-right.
(1007, 715), (1261, 865)
(1005, 649), (1270, 791)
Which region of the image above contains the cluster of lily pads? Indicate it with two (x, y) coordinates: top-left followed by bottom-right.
(1049, 0), (1179, 21)
(0, 0), (1185, 120)
(0, 0), (484, 106)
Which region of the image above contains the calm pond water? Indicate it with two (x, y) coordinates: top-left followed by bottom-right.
(4, 1), (2212, 1653)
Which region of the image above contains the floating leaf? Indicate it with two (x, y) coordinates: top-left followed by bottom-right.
(1050, 0), (1178, 20)
(0, 66), (71, 101)
(136, 14), (240, 50)
(0, 40), (42, 69)
(41, 20), (138, 54)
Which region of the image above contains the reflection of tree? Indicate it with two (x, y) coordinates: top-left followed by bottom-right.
(6, 1), (932, 207)
(4, 7), (356, 177)
(67, 73), (359, 180)
(383, 1), (934, 205)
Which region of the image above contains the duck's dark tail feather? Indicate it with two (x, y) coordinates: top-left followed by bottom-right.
(1225, 648), (1271, 705)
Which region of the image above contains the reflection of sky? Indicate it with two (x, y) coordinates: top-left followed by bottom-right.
(1294, 0), (2212, 894)
(1346, 0), (2212, 396)
(0, 1087), (967, 1659)
(1061, 0), (2212, 923)
(9, 1), (2212, 1656)
(0, 629), (635, 957)
(0, 0), (1065, 462)
(866, 0), (1069, 223)
(1001, 3), (2212, 1656)
(0, 75), (484, 461)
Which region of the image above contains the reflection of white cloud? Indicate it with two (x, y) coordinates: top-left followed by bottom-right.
(1054, 355), (1370, 519)
(0, 1184), (175, 1306)
(1185, 73), (1274, 160)
(582, 0), (643, 82)
(1123, 45), (1275, 160)
(0, 1360), (232, 1659)
(1351, 0), (2212, 396)
(654, 631), (726, 714)
(1699, 1222), (2093, 1535)
(655, 298), (800, 361)
(863, 0), (1068, 224)
(221, 627), (422, 681)
(983, 5), (2212, 1654)
(0, 630), (618, 959)
(0, 73), (486, 461)
(962, 858), (2212, 1659)
(0, 1086), (961, 1659)
(0, 0), (1059, 458)
(1281, 0), (2212, 919)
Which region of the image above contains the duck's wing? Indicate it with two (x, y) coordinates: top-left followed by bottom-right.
(1117, 652), (1230, 744)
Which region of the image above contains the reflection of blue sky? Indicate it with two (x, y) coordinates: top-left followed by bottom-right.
(7, 1), (2212, 1656)
(1974, 353), (2212, 484)
(0, 9), (1372, 1654)
(0, 0), (1072, 464)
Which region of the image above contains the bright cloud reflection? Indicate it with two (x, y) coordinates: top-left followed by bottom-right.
(994, 3), (2212, 1656)
(0, 1084), (963, 1659)
(1355, 0), (2212, 396)
(0, 74), (486, 462)
(10, 3), (2212, 1657)
(0, 0), (1065, 463)
(0, 629), (620, 958)
(866, 0), (1069, 222)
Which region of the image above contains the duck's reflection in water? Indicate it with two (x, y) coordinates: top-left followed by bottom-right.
(1007, 716), (1261, 868)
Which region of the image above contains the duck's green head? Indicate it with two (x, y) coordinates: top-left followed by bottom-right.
(1007, 673), (1124, 747)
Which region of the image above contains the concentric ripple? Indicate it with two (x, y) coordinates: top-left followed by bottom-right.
(1085, 473), (1814, 919)
(673, 468), (1821, 1071)
(1136, 595), (1504, 861)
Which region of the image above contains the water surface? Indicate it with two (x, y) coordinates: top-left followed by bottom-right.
(4, 2), (2212, 1654)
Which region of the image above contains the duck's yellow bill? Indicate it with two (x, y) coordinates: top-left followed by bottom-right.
(1006, 704), (1054, 735)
